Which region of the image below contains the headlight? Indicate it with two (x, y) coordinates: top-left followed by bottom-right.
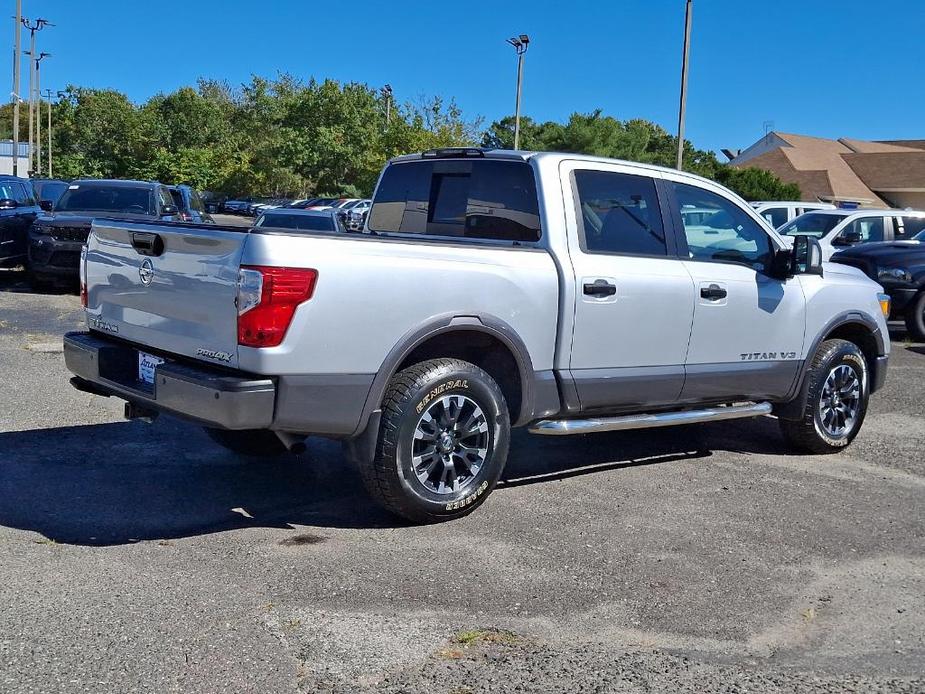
(877, 267), (912, 283)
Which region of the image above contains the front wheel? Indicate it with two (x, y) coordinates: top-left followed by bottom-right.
(779, 339), (869, 454)
(360, 358), (510, 523)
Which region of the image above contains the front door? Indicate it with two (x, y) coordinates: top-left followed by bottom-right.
(666, 178), (806, 403)
(563, 162), (695, 412)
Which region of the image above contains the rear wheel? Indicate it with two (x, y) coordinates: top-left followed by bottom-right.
(203, 428), (287, 457)
(903, 291), (925, 342)
(360, 358), (510, 523)
(779, 339), (869, 454)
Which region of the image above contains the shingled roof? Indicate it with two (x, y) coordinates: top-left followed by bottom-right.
(729, 132), (925, 207)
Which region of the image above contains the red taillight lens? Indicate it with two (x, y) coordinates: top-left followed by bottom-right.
(237, 265), (317, 348)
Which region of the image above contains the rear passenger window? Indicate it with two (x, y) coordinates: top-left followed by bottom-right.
(367, 160), (541, 242)
(760, 207), (788, 229)
(842, 217), (884, 242)
(895, 216), (925, 239)
(573, 170), (667, 256)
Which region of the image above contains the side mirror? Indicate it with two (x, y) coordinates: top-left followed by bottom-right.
(39, 199), (53, 212)
(0, 198), (19, 210)
(833, 230), (861, 246)
(161, 204), (179, 216)
(792, 234), (823, 276)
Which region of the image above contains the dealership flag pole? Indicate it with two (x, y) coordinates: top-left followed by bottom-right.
(676, 0), (693, 170)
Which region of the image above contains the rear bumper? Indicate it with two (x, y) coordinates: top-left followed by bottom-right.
(64, 331), (275, 430)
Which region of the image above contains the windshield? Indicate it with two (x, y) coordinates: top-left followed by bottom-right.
(256, 213), (337, 232)
(778, 213), (844, 238)
(915, 229), (925, 241)
(55, 185), (154, 214)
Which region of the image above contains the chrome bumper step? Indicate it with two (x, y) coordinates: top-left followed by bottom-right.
(528, 402), (773, 436)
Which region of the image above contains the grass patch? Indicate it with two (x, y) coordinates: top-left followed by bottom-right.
(453, 628), (519, 646)
(32, 537), (57, 546)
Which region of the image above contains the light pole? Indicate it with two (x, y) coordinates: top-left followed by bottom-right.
(21, 17), (51, 174)
(33, 51), (49, 175)
(382, 84), (392, 125)
(675, 0), (693, 170)
(506, 34), (530, 150)
(11, 0), (22, 176)
(42, 88), (52, 177)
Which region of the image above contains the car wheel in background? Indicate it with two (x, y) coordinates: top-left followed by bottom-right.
(903, 291), (925, 342)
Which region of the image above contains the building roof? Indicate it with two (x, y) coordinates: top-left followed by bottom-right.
(730, 132), (925, 207)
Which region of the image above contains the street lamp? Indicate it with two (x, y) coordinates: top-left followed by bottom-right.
(506, 34), (530, 150)
(21, 17), (52, 174)
(33, 51), (50, 175)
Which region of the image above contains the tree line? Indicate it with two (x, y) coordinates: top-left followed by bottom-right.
(0, 74), (799, 201)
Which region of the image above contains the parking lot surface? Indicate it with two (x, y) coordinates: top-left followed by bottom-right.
(0, 269), (923, 693)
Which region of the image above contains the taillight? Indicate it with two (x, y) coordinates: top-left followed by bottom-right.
(79, 244), (88, 307)
(237, 265), (318, 347)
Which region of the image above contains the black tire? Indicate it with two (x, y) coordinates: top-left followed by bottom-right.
(360, 358), (510, 523)
(779, 339), (869, 454)
(903, 291), (925, 342)
(203, 427), (287, 457)
(26, 268), (54, 291)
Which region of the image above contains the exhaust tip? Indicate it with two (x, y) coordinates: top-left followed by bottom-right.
(275, 431), (308, 454)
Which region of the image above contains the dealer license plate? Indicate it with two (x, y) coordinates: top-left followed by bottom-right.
(138, 351), (165, 386)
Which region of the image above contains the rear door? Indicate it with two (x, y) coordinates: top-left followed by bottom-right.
(665, 178), (805, 403)
(86, 221), (249, 367)
(562, 161), (694, 411)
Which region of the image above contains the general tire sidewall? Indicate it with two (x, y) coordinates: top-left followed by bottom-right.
(393, 368), (509, 516)
(907, 292), (925, 341)
(810, 346), (869, 448)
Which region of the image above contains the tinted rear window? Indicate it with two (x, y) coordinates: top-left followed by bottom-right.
(256, 213), (336, 232)
(368, 160), (541, 242)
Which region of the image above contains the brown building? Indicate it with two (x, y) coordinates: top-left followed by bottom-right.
(728, 132), (925, 209)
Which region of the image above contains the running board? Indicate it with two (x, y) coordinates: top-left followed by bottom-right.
(528, 402), (773, 436)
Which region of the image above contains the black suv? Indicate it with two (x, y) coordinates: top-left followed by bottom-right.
(0, 176), (41, 269)
(28, 179), (179, 286)
(832, 230), (925, 340)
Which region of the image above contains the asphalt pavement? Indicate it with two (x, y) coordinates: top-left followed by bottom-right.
(0, 267), (923, 693)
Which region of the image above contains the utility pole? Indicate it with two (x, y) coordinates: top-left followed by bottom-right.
(506, 35), (530, 150)
(34, 51), (48, 175)
(21, 17), (51, 175)
(42, 88), (52, 177)
(676, 0), (693, 170)
(11, 0), (22, 176)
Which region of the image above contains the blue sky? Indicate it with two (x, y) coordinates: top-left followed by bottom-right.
(20, 0), (925, 155)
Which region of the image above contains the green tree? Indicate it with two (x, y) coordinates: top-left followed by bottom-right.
(715, 166), (801, 201)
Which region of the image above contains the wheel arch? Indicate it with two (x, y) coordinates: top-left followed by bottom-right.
(353, 313), (539, 439)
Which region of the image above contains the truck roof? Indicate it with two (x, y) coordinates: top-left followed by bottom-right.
(389, 148), (729, 190)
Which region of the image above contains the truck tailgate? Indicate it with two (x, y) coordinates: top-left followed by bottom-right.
(85, 220), (247, 368)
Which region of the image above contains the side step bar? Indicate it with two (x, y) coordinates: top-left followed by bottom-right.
(528, 402), (773, 436)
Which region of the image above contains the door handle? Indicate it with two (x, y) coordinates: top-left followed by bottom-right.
(583, 280), (617, 297)
(700, 284), (727, 300)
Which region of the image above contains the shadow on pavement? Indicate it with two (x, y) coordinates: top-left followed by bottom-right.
(0, 267), (74, 296)
(0, 413), (786, 546)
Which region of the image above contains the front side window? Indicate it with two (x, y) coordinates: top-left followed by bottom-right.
(841, 216), (884, 242)
(367, 160), (541, 242)
(760, 207), (789, 229)
(672, 182), (774, 272)
(573, 170), (666, 256)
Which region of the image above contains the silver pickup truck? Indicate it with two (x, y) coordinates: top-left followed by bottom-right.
(64, 148), (891, 522)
